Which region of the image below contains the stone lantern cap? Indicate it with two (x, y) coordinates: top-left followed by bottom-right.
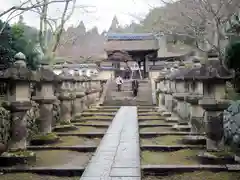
(167, 67), (190, 81)
(172, 93), (189, 101)
(83, 76), (92, 82)
(75, 76), (86, 82)
(76, 91), (86, 98)
(37, 67), (60, 82)
(169, 60), (233, 82)
(0, 60), (38, 82)
(199, 98), (231, 111)
(59, 69), (76, 82)
(158, 67), (174, 80)
(155, 75), (165, 82)
(185, 94), (203, 104)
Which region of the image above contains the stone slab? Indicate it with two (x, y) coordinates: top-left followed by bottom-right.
(80, 106), (141, 179)
(111, 178), (141, 180)
(110, 168), (140, 177)
(81, 178), (111, 180)
(113, 161), (140, 168)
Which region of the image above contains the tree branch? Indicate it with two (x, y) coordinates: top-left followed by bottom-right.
(0, 0), (73, 17)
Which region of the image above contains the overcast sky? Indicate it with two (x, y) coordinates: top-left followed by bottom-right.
(0, 0), (162, 32)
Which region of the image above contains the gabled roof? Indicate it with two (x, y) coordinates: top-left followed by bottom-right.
(106, 33), (156, 41)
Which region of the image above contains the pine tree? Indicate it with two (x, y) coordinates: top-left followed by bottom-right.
(108, 15), (120, 33)
(77, 21), (86, 34)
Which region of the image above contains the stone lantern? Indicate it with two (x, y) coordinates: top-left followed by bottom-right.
(198, 61), (233, 151)
(58, 69), (76, 124)
(1, 53), (37, 150)
(155, 75), (165, 108)
(32, 66), (58, 134)
(74, 76), (86, 116)
(170, 65), (191, 125)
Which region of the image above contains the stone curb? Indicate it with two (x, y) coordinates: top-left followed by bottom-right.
(56, 132), (105, 138)
(27, 145), (97, 152)
(140, 145), (205, 151)
(140, 132), (204, 138)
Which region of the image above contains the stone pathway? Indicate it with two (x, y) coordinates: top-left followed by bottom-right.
(80, 106), (141, 180)
(104, 80), (153, 106)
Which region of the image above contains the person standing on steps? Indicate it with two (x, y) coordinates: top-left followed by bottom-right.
(116, 75), (123, 92)
(132, 79), (139, 98)
(124, 65), (131, 79)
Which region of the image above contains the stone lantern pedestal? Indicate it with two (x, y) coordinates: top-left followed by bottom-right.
(74, 91), (86, 117)
(172, 93), (191, 132)
(199, 98), (230, 151)
(0, 55), (36, 166)
(186, 94), (204, 133)
(59, 91), (76, 124)
(73, 77), (86, 117)
(4, 102), (32, 150)
(172, 93), (189, 124)
(31, 67), (59, 145)
(55, 70), (77, 132)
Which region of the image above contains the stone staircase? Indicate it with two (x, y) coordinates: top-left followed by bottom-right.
(103, 79), (153, 106)
(2, 104), (239, 179)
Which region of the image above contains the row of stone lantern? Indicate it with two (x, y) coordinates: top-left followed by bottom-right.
(155, 58), (233, 152)
(0, 56), (102, 152)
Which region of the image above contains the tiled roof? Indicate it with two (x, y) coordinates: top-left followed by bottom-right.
(106, 33), (156, 41)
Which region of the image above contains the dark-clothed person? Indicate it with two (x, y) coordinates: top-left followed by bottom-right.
(132, 79), (139, 97)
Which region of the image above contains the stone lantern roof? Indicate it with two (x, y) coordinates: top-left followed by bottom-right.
(37, 67), (60, 82)
(59, 68), (76, 82)
(0, 60), (37, 82)
(169, 60), (234, 82)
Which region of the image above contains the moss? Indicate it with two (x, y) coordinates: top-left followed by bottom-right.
(143, 171), (240, 180)
(78, 120), (111, 125)
(55, 136), (101, 146)
(82, 112), (115, 115)
(32, 133), (58, 141)
(32, 150), (92, 167)
(139, 120), (170, 125)
(210, 151), (234, 158)
(138, 108), (154, 111)
(138, 116), (164, 120)
(0, 173), (80, 180)
(55, 124), (76, 129)
(140, 127), (174, 133)
(81, 116), (113, 120)
(59, 121), (71, 125)
(138, 112), (160, 116)
(71, 126), (107, 133)
(97, 108), (119, 111)
(2, 150), (35, 157)
(141, 135), (183, 145)
(141, 149), (199, 165)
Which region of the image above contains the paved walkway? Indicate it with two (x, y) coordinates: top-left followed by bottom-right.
(80, 106), (141, 180)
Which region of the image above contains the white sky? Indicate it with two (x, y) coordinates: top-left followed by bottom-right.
(0, 0), (163, 33)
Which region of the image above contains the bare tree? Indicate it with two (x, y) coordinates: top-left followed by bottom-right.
(33, 0), (97, 64)
(0, 0), (70, 34)
(33, 0), (76, 64)
(0, 0), (94, 64)
(0, 0), (70, 17)
(151, 0), (240, 61)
